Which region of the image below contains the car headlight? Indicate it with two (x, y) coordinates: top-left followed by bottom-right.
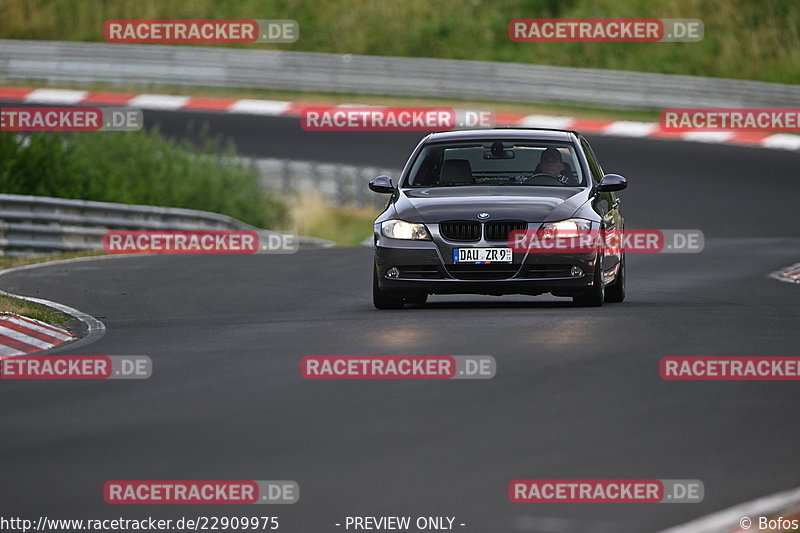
(381, 220), (431, 240)
(540, 218), (592, 238)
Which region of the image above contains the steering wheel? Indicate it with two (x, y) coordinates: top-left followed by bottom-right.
(528, 173), (565, 185)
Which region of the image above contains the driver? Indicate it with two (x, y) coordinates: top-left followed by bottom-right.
(535, 147), (575, 184)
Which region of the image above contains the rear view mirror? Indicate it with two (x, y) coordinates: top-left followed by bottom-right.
(369, 175), (394, 193)
(484, 141), (515, 159)
(597, 173), (628, 192)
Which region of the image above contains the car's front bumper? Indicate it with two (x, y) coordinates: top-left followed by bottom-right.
(374, 244), (599, 297)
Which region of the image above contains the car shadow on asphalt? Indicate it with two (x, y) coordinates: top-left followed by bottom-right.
(405, 299), (578, 309)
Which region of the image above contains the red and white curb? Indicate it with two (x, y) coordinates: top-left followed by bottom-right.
(769, 262), (800, 284)
(2, 86), (800, 152)
(0, 256), (108, 356)
(0, 313), (74, 358)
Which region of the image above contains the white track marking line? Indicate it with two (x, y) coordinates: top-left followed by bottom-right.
(658, 486), (800, 533)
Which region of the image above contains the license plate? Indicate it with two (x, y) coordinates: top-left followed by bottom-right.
(453, 248), (513, 263)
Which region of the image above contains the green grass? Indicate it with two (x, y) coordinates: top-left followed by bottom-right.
(1, 0), (799, 83)
(289, 193), (378, 247)
(0, 250), (105, 271)
(0, 294), (71, 324)
(0, 251), (108, 325)
(0, 127), (288, 229)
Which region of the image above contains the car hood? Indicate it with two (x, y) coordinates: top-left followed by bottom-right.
(395, 186), (591, 223)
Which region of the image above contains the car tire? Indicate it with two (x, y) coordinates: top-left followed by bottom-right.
(605, 253), (625, 303)
(373, 268), (405, 309)
(573, 254), (605, 307)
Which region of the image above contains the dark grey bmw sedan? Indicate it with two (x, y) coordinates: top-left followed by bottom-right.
(369, 128), (627, 309)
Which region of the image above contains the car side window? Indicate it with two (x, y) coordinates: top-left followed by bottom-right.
(580, 138), (604, 185)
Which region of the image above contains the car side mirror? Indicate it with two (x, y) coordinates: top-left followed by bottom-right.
(597, 173), (627, 192)
(369, 175), (395, 194)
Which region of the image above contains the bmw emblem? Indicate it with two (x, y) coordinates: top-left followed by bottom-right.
(478, 212), (490, 220)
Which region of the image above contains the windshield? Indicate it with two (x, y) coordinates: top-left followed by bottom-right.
(403, 141), (586, 188)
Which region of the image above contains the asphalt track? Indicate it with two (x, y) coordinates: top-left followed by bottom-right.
(1, 106), (800, 533)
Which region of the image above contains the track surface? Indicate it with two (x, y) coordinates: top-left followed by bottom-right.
(1, 107), (799, 532)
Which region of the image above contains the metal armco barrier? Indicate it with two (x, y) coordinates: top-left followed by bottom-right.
(2, 40), (800, 109)
(248, 157), (400, 209)
(0, 194), (331, 256)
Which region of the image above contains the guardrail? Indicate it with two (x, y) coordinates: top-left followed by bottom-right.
(248, 157), (400, 209)
(2, 40), (799, 109)
(0, 194), (331, 256)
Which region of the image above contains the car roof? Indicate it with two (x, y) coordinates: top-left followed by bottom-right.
(424, 128), (576, 143)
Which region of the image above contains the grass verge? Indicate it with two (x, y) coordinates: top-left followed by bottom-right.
(1, 0), (798, 84)
(0, 250), (105, 271)
(289, 193), (378, 247)
(0, 294), (71, 325)
(0, 250), (106, 325)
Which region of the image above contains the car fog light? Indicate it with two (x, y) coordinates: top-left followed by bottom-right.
(570, 266), (583, 277)
(387, 267), (400, 278)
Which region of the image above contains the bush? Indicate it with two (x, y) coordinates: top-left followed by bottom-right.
(0, 128), (288, 229)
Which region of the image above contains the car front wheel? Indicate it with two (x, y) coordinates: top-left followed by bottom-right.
(573, 255), (605, 307)
(605, 253), (625, 303)
(373, 268), (405, 309)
